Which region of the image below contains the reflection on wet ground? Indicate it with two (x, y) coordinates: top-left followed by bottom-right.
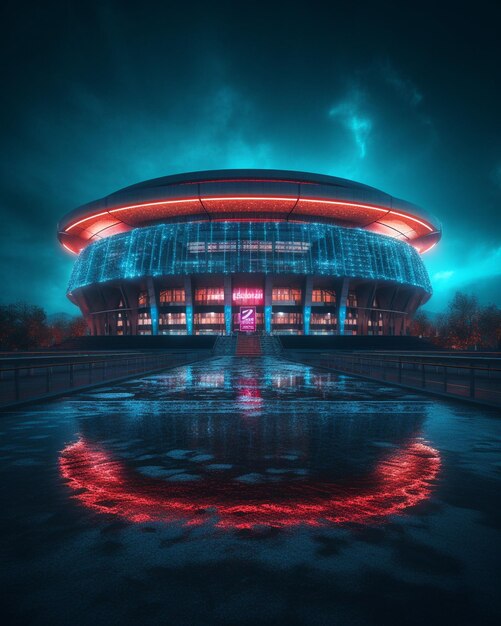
(1, 356), (500, 625)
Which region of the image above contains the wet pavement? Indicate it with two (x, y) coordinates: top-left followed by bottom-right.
(1, 356), (500, 626)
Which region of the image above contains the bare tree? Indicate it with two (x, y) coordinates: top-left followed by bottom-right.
(447, 292), (480, 349)
(0, 303), (50, 350)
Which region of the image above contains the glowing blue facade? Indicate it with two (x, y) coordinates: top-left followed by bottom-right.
(68, 222), (431, 294)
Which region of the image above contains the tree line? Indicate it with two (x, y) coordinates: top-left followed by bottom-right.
(0, 303), (87, 350)
(410, 292), (501, 350)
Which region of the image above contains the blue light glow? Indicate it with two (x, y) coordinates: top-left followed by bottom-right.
(224, 305), (232, 336)
(186, 305), (193, 335)
(338, 303), (346, 336)
(150, 305), (159, 336)
(264, 305), (272, 334)
(304, 306), (311, 335)
(68, 222), (431, 294)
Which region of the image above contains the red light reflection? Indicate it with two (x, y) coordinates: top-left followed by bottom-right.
(59, 439), (440, 529)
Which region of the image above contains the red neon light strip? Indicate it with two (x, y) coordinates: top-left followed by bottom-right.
(65, 211), (111, 232)
(64, 197), (436, 234)
(386, 210), (435, 233)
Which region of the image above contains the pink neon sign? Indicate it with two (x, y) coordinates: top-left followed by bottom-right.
(240, 307), (256, 332)
(232, 288), (263, 304)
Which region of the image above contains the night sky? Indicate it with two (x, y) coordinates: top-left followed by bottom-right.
(1, 1), (500, 315)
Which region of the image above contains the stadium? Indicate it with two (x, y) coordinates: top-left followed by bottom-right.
(57, 170), (441, 336)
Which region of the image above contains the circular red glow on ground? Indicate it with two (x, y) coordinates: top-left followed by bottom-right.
(59, 438), (441, 529)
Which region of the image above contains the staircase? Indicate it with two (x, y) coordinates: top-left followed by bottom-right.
(236, 335), (262, 357)
(213, 336), (237, 356)
(260, 336), (282, 356)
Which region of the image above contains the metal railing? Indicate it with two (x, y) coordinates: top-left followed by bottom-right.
(289, 352), (501, 407)
(0, 351), (211, 407)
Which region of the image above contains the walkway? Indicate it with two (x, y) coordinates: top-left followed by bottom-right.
(285, 350), (501, 407)
(0, 356), (499, 625)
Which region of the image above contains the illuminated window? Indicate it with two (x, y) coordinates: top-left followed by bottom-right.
(272, 312), (303, 325)
(311, 313), (337, 325)
(159, 312), (186, 325)
(138, 311), (151, 326)
(159, 289), (185, 303)
(187, 240), (310, 254)
(138, 292), (148, 307)
(194, 288), (224, 304)
(368, 310), (383, 334)
(312, 290), (336, 303)
(194, 312), (225, 324)
(347, 292), (358, 307)
(345, 310), (358, 326)
(272, 288), (302, 303)
(117, 311), (124, 328)
(274, 241), (310, 253)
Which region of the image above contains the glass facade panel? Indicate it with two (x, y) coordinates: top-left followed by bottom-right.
(194, 289), (224, 304)
(347, 292), (358, 307)
(272, 288), (302, 303)
(159, 289), (185, 303)
(272, 312), (303, 325)
(194, 313), (225, 325)
(138, 312), (151, 326)
(311, 313), (336, 325)
(159, 312), (186, 325)
(312, 290), (336, 303)
(68, 222), (432, 294)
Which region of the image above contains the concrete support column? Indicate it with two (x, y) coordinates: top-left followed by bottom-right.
(73, 291), (95, 336)
(223, 275), (232, 336)
(387, 286), (401, 336)
(391, 287), (406, 337)
(184, 276), (193, 335)
(375, 287), (392, 335)
(146, 277), (158, 336)
(264, 275), (273, 335)
(97, 288), (110, 335)
(356, 283), (376, 335)
(122, 284), (138, 335)
(303, 275), (313, 336)
(94, 313), (105, 335)
(404, 291), (426, 335)
(118, 286), (130, 335)
(86, 315), (97, 336)
(336, 279), (349, 336)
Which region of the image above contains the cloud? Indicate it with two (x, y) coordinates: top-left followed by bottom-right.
(329, 93), (373, 159)
(433, 270), (454, 281)
(425, 245), (501, 310)
(180, 86), (274, 170)
(379, 60), (423, 108)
